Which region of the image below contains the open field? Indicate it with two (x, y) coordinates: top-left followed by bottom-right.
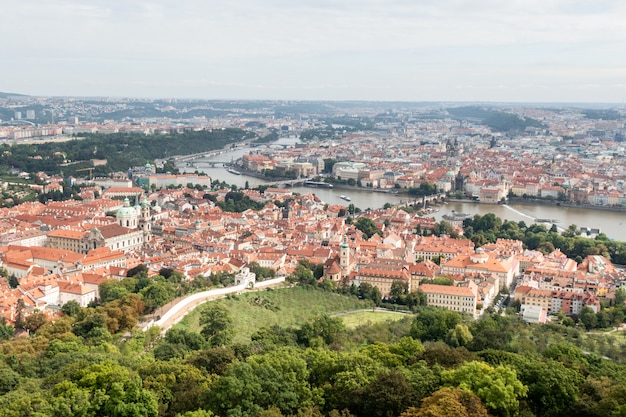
(175, 286), (374, 343)
(334, 310), (409, 329)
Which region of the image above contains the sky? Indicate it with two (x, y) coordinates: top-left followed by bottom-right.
(2, 0), (626, 103)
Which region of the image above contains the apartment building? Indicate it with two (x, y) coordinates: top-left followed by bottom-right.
(441, 247), (518, 289)
(354, 267), (411, 297)
(420, 282), (478, 314)
(514, 286), (600, 315)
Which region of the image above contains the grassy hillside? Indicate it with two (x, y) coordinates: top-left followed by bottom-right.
(175, 286), (375, 343)
(337, 310), (408, 329)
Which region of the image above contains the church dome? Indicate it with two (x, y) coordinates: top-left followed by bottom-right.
(116, 198), (136, 218)
(470, 247), (489, 264)
(116, 197), (139, 228)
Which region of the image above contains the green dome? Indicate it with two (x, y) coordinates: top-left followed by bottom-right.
(116, 198), (137, 218)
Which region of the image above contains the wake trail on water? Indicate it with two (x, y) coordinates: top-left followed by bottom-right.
(502, 204), (566, 233)
(502, 204), (536, 220)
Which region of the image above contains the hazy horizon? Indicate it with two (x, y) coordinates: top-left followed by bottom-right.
(1, 92), (622, 109)
(3, 1), (626, 104)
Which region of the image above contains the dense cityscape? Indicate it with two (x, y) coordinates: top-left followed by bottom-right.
(1, 92), (626, 416)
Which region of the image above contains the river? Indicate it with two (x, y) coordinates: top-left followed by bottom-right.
(176, 138), (626, 242)
(433, 202), (626, 241)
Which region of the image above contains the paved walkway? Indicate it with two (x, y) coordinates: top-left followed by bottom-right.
(140, 277), (286, 333)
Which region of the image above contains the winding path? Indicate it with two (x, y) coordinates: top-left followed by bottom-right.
(140, 277), (286, 333)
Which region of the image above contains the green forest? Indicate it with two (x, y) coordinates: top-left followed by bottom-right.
(2, 263), (626, 417)
(0, 129), (254, 177)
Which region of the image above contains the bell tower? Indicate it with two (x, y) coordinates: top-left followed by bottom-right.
(138, 197), (152, 241)
(340, 234), (352, 277)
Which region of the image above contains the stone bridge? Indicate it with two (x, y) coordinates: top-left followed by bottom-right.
(395, 193), (447, 209)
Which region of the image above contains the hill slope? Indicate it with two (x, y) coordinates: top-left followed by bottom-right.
(0, 92), (28, 98)
(176, 286), (374, 343)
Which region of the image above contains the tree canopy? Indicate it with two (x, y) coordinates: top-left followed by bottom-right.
(0, 282), (625, 417)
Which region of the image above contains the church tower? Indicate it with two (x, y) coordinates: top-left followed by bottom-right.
(138, 197), (152, 240)
(340, 234), (353, 277)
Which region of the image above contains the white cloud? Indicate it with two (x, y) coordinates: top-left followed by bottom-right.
(1, 0), (625, 101)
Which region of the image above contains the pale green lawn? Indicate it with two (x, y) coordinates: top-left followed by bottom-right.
(175, 286), (374, 343)
(336, 311), (410, 329)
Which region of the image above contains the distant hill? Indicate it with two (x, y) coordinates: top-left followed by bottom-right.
(0, 92), (28, 98)
(446, 105), (547, 132)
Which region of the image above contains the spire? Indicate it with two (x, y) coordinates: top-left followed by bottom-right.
(340, 233), (350, 273)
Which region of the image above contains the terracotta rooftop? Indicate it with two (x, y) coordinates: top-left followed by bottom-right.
(420, 283), (476, 297)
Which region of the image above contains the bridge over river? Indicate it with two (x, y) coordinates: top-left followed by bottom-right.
(185, 160), (232, 168)
(393, 193), (447, 209)
(261, 177), (317, 187)
(172, 149), (227, 162)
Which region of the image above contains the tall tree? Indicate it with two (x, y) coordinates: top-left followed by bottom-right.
(390, 281), (409, 303)
(49, 360), (158, 417)
(401, 387), (488, 417)
(139, 361), (210, 417)
(0, 317), (14, 340)
(200, 303), (235, 347)
(99, 279), (131, 303)
(7, 275), (19, 289)
(207, 348), (313, 417)
(446, 323), (474, 348)
(579, 306), (598, 330)
(61, 300), (81, 317)
(23, 311), (47, 333)
(411, 307), (462, 342)
(352, 369), (415, 417)
(354, 217), (382, 239)
(296, 314), (346, 347)
(442, 361), (527, 417)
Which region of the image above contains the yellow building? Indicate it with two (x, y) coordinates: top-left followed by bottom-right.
(355, 267), (411, 297)
(420, 282), (478, 314)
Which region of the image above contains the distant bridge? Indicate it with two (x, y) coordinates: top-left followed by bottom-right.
(172, 149), (228, 162)
(262, 177), (315, 188)
(0, 120), (36, 126)
(185, 161), (232, 168)
(394, 193), (447, 209)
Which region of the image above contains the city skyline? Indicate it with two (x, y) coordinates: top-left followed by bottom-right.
(3, 0), (626, 103)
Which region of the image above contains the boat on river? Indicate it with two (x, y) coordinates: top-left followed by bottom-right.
(227, 168), (241, 175)
(340, 195), (351, 201)
(303, 180), (333, 188)
(442, 210), (471, 221)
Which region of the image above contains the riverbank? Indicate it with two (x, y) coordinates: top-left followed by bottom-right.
(229, 167), (626, 217)
(223, 165), (626, 219)
(438, 200), (626, 240)
(179, 140), (626, 240)
(507, 197), (626, 214)
(443, 197), (626, 215)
